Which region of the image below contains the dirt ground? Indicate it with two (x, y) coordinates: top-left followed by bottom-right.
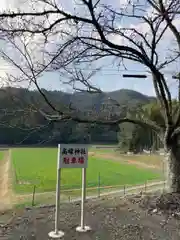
(89, 152), (162, 170)
(0, 151), (12, 211)
(0, 195), (180, 240)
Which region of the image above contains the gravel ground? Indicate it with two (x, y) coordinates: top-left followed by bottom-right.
(132, 192), (180, 218)
(0, 195), (180, 240)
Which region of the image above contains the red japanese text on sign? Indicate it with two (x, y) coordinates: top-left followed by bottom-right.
(71, 157), (77, 164)
(63, 157), (70, 164)
(78, 157), (84, 164)
(59, 145), (88, 168)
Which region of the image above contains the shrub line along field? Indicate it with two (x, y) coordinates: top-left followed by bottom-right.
(11, 148), (162, 194)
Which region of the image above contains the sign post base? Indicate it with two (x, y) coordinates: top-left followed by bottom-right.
(48, 230), (64, 239)
(76, 226), (91, 232)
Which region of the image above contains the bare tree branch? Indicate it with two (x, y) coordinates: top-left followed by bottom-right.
(0, 0), (179, 147)
(39, 108), (162, 133)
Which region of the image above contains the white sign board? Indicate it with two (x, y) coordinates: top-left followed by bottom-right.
(59, 144), (88, 168)
(48, 144), (90, 238)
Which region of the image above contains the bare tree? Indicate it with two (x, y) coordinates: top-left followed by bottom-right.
(0, 0), (180, 192)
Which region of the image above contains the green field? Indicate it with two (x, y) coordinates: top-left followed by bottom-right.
(12, 148), (161, 194)
(0, 151), (4, 161)
(90, 147), (117, 154)
(0, 152), (4, 160)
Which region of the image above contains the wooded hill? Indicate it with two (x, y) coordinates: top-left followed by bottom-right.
(0, 87), (155, 147)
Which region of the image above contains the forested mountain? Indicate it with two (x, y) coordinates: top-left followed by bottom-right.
(0, 87), (154, 146)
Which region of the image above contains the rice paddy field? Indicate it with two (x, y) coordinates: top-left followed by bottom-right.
(0, 151), (5, 161)
(11, 148), (161, 194)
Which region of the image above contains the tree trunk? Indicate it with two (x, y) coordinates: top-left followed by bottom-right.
(166, 141), (180, 193)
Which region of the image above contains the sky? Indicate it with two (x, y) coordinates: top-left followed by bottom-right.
(0, 0), (179, 97)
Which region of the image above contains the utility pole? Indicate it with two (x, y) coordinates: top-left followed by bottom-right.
(122, 73), (148, 153)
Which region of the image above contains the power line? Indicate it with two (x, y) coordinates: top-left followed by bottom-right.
(0, 66), (178, 75)
(0, 66), (148, 72)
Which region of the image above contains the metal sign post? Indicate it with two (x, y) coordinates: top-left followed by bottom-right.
(48, 144), (91, 238)
(76, 168), (91, 232)
(48, 144), (64, 239)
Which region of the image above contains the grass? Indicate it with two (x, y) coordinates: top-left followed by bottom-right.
(12, 148), (161, 194)
(90, 147), (117, 154)
(0, 151), (4, 161)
